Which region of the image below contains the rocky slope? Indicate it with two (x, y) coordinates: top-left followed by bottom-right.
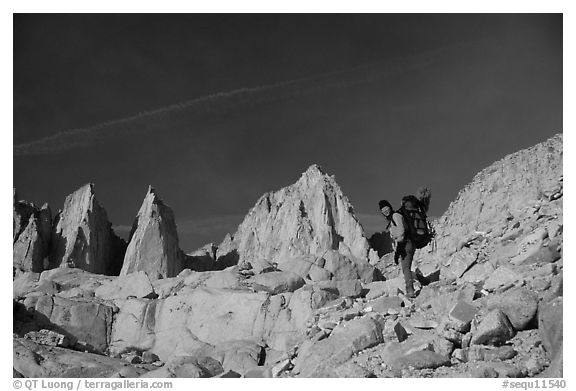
(433, 133), (563, 255)
(13, 134), (562, 378)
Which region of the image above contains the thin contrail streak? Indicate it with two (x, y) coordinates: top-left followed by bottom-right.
(14, 39), (486, 157)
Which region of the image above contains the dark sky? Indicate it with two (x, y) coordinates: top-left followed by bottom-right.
(13, 14), (562, 252)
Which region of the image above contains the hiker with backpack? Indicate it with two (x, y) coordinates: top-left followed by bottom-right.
(379, 188), (433, 298)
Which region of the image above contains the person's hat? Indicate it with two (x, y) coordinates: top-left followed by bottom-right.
(378, 200), (392, 210)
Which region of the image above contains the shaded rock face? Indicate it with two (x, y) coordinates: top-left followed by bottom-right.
(49, 184), (126, 275)
(471, 309), (516, 346)
(120, 187), (184, 280)
(13, 190), (38, 243)
(184, 243), (219, 272)
(13, 338), (149, 378)
(13, 217), (47, 273)
(538, 297), (562, 361)
(215, 165), (371, 276)
(17, 294), (114, 354)
(13, 196), (53, 273)
(434, 134), (562, 253)
(487, 288), (538, 331)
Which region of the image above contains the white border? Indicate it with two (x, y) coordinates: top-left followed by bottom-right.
(4, 3), (572, 390)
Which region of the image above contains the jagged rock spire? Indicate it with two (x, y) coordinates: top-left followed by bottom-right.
(13, 190), (53, 273)
(13, 216), (46, 273)
(120, 186), (184, 280)
(13, 189), (38, 243)
(49, 183), (125, 275)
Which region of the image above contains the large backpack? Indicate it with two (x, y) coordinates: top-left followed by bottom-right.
(397, 195), (434, 249)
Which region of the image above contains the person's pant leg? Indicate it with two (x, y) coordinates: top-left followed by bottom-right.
(400, 240), (415, 296)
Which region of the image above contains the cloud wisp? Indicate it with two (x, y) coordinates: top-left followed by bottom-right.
(14, 49), (446, 157)
(14, 30), (539, 158)
(17, 32), (509, 158)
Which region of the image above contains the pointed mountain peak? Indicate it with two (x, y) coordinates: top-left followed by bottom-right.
(294, 164), (341, 194)
(50, 182), (123, 275)
(63, 183), (97, 211)
(121, 186), (183, 280)
(143, 185), (166, 206)
(64, 183), (99, 213)
(296, 164), (333, 187)
(217, 165), (370, 275)
(76, 183), (95, 195)
(303, 164), (325, 176)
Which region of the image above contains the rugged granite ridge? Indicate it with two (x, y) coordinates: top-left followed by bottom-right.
(49, 184), (126, 275)
(120, 186), (185, 280)
(434, 133), (563, 254)
(216, 164), (371, 274)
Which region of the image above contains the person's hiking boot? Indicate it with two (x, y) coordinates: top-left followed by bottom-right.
(405, 282), (416, 299)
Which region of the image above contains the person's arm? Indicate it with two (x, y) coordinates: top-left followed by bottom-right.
(382, 218), (391, 233)
(390, 213), (406, 243)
